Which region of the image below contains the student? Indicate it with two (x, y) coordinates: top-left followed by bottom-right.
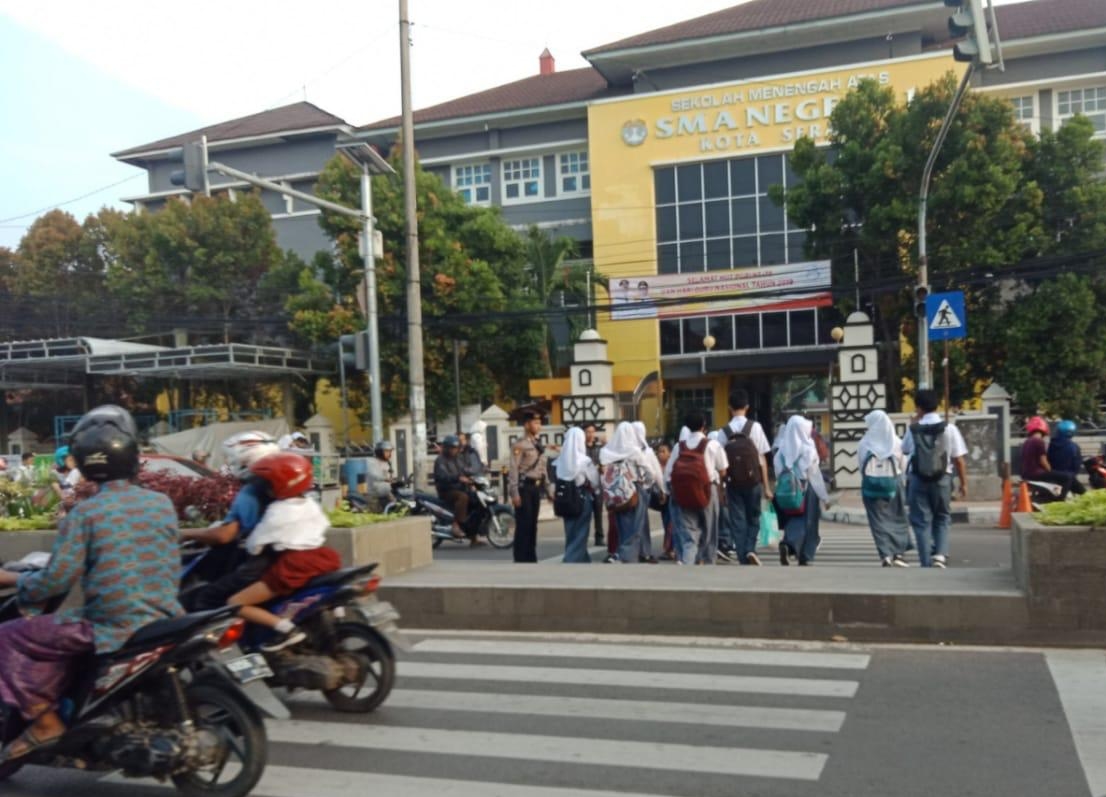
(632, 421), (665, 563)
(719, 389), (773, 565)
(600, 422), (649, 564)
(227, 451), (341, 651)
(773, 415), (832, 566)
(858, 410), (911, 567)
(555, 427), (599, 563)
(664, 411), (728, 565)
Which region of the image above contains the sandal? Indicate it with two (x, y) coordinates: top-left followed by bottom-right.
(0, 726), (63, 764)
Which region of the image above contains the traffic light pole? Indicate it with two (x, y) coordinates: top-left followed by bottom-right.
(916, 60), (974, 391)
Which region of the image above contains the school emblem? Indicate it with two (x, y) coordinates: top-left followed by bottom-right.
(621, 119), (648, 147)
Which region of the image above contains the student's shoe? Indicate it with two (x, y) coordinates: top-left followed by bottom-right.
(261, 628), (306, 653)
(778, 542), (790, 566)
(639, 555), (659, 564)
(745, 552), (761, 566)
(932, 555), (947, 569)
(882, 557), (893, 567)
(603, 553), (619, 564)
(892, 555), (910, 568)
(717, 548), (738, 564)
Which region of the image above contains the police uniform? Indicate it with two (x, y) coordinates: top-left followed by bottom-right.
(509, 432), (545, 563)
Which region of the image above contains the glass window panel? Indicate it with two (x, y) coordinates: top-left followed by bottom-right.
(787, 231), (808, 260)
(582, 174), (591, 190)
(703, 161), (729, 198)
(760, 233), (786, 265)
(736, 314), (761, 349)
(758, 155), (784, 193)
(525, 181), (540, 197)
(706, 237), (731, 271)
(682, 317), (707, 352)
(759, 195), (785, 232)
(655, 168), (676, 205)
(660, 320), (682, 355)
(705, 200), (729, 238)
(732, 236), (758, 268)
(680, 240), (704, 272)
(789, 310), (816, 346)
(562, 176), (577, 192)
(708, 315), (735, 351)
(459, 188), (472, 203)
(784, 154), (803, 190)
(475, 186), (489, 202)
(678, 203), (703, 239)
(656, 206), (678, 243)
(731, 197), (757, 235)
(506, 184), (519, 199)
(729, 159), (756, 195)
(763, 312), (788, 348)
(677, 164), (702, 201)
(657, 244), (678, 274)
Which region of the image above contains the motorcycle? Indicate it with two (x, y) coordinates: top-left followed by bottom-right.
(181, 548), (407, 713)
(1085, 456), (1106, 490)
(385, 475), (516, 549)
(0, 561), (269, 796)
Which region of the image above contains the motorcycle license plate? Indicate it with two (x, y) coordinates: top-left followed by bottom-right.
(225, 653), (273, 684)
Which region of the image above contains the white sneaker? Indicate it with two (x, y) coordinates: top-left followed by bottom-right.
(892, 555), (910, 568)
(881, 557), (893, 567)
(932, 555), (947, 569)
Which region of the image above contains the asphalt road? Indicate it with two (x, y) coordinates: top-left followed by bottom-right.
(4, 632), (1099, 797)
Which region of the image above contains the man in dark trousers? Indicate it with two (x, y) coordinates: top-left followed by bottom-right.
(582, 422), (605, 546)
(509, 410), (546, 563)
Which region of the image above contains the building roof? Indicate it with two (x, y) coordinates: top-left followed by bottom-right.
(583, 0), (936, 56)
(113, 102), (348, 160)
(994, 0), (1106, 40)
(360, 67), (613, 131)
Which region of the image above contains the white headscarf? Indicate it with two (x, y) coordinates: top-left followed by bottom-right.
(469, 419), (488, 466)
(859, 410), (898, 462)
(556, 427), (599, 488)
(775, 415), (816, 473)
(631, 421), (665, 490)
(600, 422), (645, 467)
(632, 421), (648, 450)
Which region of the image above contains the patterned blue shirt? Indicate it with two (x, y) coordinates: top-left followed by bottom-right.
(18, 480), (183, 652)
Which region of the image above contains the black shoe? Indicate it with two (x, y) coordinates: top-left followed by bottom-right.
(778, 542), (790, 566)
(798, 559), (812, 567)
(639, 555), (659, 564)
(261, 628), (306, 653)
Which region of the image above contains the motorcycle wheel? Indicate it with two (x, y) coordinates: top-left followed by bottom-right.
(171, 683), (267, 797)
(484, 508), (516, 549)
(322, 622), (396, 713)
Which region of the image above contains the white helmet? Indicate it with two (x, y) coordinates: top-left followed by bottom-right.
(222, 431), (279, 480)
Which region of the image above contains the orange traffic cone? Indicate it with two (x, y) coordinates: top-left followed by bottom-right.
(1014, 481), (1033, 514)
(997, 477), (1012, 529)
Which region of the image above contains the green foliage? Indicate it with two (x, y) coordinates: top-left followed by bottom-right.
(326, 502), (389, 528)
(1040, 489), (1106, 527)
(0, 515), (57, 531)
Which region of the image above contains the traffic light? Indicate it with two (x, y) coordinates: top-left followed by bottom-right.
(339, 332), (370, 372)
(914, 284), (930, 318)
(167, 141), (207, 192)
(945, 0), (993, 65)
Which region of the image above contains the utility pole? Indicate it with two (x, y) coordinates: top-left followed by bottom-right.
(360, 163), (383, 442)
(400, 0), (428, 488)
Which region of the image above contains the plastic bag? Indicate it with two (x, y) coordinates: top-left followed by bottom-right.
(758, 500), (782, 548)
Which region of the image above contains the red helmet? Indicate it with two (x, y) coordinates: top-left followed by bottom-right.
(1026, 416), (1049, 436)
(248, 452), (313, 499)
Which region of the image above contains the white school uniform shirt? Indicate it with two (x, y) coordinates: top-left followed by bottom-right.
(663, 431), (729, 485)
(723, 415), (771, 457)
(246, 496), (330, 555)
(901, 413), (968, 475)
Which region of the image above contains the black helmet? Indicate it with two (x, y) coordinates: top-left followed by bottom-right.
(373, 440), (394, 457)
(70, 405), (140, 482)
(441, 435), (460, 449)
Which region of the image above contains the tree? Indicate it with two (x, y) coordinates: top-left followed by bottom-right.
(312, 149), (546, 422)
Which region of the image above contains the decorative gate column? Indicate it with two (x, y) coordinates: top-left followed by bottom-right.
(830, 311), (886, 489)
(560, 330), (620, 431)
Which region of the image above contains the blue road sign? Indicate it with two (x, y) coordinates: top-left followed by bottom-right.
(926, 291), (967, 341)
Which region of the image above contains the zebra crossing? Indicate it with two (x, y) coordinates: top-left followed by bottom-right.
(74, 633), (868, 797)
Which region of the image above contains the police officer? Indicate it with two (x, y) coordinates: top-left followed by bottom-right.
(509, 410), (545, 563)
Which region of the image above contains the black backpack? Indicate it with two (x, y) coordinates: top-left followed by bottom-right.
(910, 422), (949, 482)
(553, 478), (584, 518)
(723, 424), (761, 489)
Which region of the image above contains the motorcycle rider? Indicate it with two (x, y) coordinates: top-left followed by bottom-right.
(433, 435), (473, 542)
(365, 440), (396, 512)
(1022, 416), (1084, 499)
(180, 431), (280, 610)
(459, 432), (485, 478)
(1047, 420), (1087, 494)
(0, 406), (182, 764)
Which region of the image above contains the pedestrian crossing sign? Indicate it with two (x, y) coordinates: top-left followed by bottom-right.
(925, 291), (967, 341)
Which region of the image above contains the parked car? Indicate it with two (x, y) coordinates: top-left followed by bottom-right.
(139, 453), (217, 480)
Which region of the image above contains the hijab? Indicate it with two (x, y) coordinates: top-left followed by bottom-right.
(600, 422), (645, 467)
(556, 427), (598, 487)
(776, 415), (817, 472)
(859, 410), (898, 462)
(469, 420), (488, 466)
(632, 421), (665, 489)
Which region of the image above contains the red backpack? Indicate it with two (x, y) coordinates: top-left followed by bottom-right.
(670, 438), (712, 510)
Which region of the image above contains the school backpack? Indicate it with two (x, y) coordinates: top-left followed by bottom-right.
(552, 477), (584, 518)
(601, 460), (639, 513)
(861, 453), (900, 500)
(774, 461), (807, 515)
(723, 424), (761, 490)
(670, 438), (712, 510)
(910, 422), (949, 482)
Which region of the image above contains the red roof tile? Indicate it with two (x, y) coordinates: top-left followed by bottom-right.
(113, 102), (348, 159)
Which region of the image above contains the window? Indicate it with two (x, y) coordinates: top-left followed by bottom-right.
(454, 163), (492, 205)
(1057, 86), (1106, 138)
(1009, 95), (1036, 132)
(672, 387), (715, 429)
(658, 308), (829, 357)
(558, 151), (590, 195)
(503, 158), (542, 201)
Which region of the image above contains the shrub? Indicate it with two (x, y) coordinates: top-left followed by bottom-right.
(71, 473), (240, 523)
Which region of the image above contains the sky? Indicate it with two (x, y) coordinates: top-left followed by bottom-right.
(0, 0), (1024, 250)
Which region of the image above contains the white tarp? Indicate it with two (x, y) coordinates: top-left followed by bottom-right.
(149, 419), (290, 470)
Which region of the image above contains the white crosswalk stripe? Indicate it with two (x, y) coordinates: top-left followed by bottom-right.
(73, 634), (872, 797)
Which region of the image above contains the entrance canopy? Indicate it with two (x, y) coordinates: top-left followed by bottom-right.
(0, 336), (329, 390)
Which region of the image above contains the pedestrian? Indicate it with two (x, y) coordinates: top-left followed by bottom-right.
(1047, 420), (1087, 493)
(13, 452), (35, 485)
(632, 421), (665, 563)
(599, 422), (649, 564)
(365, 440), (396, 513)
(664, 411), (727, 565)
(1024, 416), (1083, 498)
(858, 410), (911, 567)
(718, 390), (774, 566)
(654, 441), (677, 560)
(773, 415), (832, 566)
(508, 410), (546, 563)
(555, 427), (599, 563)
(902, 389), (968, 568)
(582, 422), (605, 546)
